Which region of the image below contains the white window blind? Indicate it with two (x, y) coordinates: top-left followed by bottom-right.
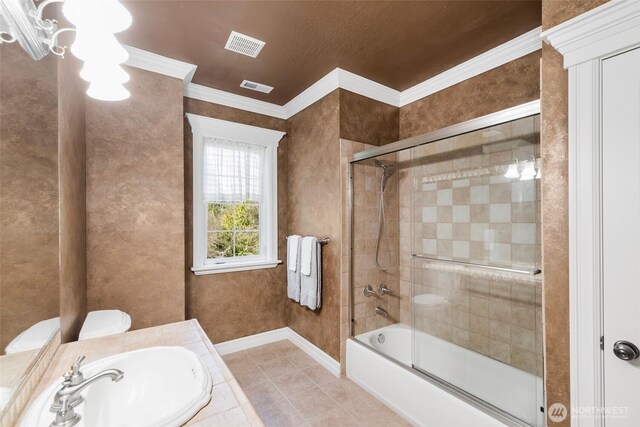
(203, 137), (266, 203)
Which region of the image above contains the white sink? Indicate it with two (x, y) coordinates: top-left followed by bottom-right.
(22, 346), (212, 427)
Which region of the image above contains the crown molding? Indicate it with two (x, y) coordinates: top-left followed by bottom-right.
(124, 45), (197, 86)
(542, 0), (640, 68)
(282, 69), (340, 118)
(184, 83), (287, 119)
(125, 26), (541, 120)
(399, 26), (542, 107)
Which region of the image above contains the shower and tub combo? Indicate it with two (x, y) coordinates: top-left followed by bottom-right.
(346, 102), (543, 427)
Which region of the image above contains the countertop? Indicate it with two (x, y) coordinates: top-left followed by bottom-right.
(17, 319), (264, 426)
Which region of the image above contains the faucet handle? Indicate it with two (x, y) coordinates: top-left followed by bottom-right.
(71, 355), (85, 373)
(68, 355), (85, 385)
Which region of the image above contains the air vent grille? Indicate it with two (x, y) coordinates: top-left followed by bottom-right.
(224, 31), (265, 58)
(240, 80), (273, 94)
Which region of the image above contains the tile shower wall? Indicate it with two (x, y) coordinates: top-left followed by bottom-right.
(341, 141), (401, 338)
(400, 116), (543, 376)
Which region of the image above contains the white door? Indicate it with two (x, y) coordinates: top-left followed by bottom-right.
(602, 46), (640, 426)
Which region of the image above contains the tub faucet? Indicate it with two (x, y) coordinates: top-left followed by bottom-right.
(375, 306), (389, 317)
(50, 357), (124, 427)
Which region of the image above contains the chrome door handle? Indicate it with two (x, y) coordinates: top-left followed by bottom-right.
(613, 340), (640, 361)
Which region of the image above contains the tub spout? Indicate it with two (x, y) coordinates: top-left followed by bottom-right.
(375, 306), (389, 317)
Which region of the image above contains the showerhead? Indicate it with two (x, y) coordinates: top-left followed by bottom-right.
(374, 160), (396, 190)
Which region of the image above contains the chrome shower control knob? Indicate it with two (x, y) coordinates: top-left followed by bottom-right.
(613, 340), (640, 361)
(363, 285), (375, 297)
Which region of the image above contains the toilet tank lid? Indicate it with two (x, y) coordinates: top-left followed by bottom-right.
(79, 310), (132, 340)
(5, 317), (61, 354)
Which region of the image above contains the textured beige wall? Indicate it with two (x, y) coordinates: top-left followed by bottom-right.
(184, 98), (289, 344)
(286, 90), (343, 361)
(85, 67), (185, 330)
(541, 1), (608, 425)
(58, 50), (87, 343)
(339, 90), (399, 146)
(0, 45), (60, 352)
(399, 51), (541, 139)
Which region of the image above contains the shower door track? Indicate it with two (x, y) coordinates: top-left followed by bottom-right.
(412, 254), (542, 276)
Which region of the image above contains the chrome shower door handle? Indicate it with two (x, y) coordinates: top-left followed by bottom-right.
(613, 340), (640, 361)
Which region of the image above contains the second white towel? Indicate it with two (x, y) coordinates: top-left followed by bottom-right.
(300, 236), (321, 310)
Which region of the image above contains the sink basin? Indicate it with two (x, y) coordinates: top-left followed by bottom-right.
(21, 346), (212, 427)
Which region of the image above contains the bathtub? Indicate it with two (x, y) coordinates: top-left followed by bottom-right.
(347, 323), (543, 427)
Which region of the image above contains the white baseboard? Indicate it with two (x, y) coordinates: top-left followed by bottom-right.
(286, 328), (341, 377)
(214, 327), (341, 378)
(214, 327), (290, 355)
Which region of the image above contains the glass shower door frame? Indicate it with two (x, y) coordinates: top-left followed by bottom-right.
(348, 100), (543, 427)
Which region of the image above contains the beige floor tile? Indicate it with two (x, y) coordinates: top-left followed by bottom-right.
(287, 387), (336, 420)
(271, 371), (316, 397)
(286, 351), (317, 370)
(255, 356), (298, 379)
(244, 381), (286, 410)
(232, 363), (270, 388)
(306, 406), (362, 427)
(254, 398), (308, 427)
(188, 406), (249, 427)
(301, 365), (337, 386)
(269, 340), (300, 357)
(320, 378), (373, 408)
(244, 344), (285, 362)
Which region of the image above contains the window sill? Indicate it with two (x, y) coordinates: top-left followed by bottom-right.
(191, 259), (282, 275)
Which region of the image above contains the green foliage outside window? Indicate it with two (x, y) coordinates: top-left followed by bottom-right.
(207, 202), (260, 259)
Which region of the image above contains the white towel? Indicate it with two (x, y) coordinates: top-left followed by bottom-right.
(300, 237), (321, 310)
(300, 236), (314, 276)
(287, 235), (301, 271)
(287, 236), (302, 302)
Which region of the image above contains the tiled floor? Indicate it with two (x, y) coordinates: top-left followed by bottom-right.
(222, 340), (411, 427)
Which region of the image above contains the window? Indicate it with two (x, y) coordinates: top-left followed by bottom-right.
(187, 114), (285, 274)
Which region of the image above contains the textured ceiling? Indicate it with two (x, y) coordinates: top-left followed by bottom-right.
(120, 1), (541, 105)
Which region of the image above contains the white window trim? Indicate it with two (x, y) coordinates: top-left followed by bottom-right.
(186, 113), (285, 275)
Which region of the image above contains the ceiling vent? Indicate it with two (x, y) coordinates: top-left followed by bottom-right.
(224, 31), (265, 58)
(240, 80), (273, 94)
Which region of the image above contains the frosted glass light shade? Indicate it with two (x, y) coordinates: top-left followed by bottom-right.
(87, 82), (130, 101)
(71, 30), (128, 64)
(80, 62), (129, 84)
(520, 160), (536, 181)
(504, 161), (520, 179)
(63, 0), (132, 34)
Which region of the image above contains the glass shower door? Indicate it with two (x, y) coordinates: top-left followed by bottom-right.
(409, 116), (544, 426)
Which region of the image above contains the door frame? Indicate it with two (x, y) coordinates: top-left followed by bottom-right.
(542, 1), (640, 426)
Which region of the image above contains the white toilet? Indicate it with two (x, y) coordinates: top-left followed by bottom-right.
(78, 310), (131, 341)
(5, 317), (61, 354)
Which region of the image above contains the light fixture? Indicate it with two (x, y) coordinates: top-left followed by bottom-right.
(504, 159), (520, 179)
(87, 81), (130, 101)
(62, 0), (132, 34)
(71, 30), (129, 63)
(80, 62), (129, 84)
(0, 0), (132, 101)
(520, 157), (537, 181)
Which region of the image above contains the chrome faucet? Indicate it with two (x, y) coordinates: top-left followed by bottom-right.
(50, 355), (124, 427)
(377, 283), (392, 296)
(375, 306), (389, 317)
(363, 285), (376, 297)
